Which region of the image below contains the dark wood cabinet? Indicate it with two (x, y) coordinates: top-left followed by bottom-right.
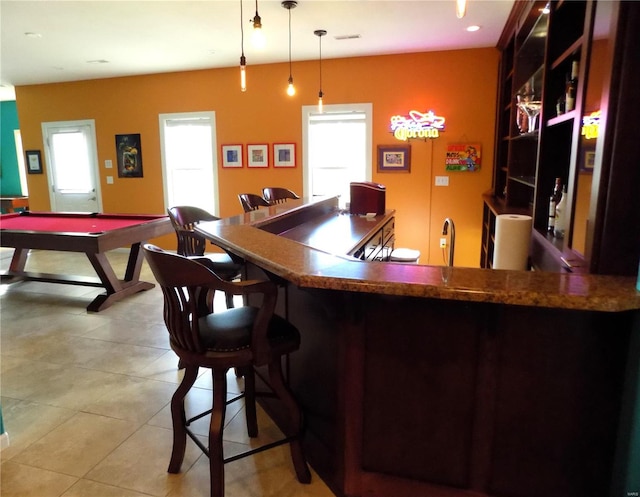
(482, 0), (640, 276)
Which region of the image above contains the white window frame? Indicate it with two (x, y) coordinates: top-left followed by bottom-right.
(158, 111), (219, 215)
(302, 103), (373, 203)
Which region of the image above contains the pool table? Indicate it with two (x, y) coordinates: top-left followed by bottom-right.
(0, 211), (173, 311)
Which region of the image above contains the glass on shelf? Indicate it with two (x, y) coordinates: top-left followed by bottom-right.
(515, 76), (542, 134)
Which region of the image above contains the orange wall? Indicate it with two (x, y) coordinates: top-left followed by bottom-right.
(16, 48), (499, 267)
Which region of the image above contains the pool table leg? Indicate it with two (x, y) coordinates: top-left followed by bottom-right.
(85, 242), (154, 312)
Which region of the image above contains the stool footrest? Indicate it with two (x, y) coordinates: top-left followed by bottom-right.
(185, 425), (297, 464)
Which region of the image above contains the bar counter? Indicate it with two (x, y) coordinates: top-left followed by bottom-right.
(196, 196), (640, 497)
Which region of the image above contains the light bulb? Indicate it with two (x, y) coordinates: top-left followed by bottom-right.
(456, 0), (466, 18)
(318, 91), (323, 112)
(287, 76), (295, 96)
(251, 18), (265, 49)
(240, 56), (247, 92)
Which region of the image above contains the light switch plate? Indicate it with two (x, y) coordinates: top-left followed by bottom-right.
(435, 176), (449, 186)
(105, 159), (113, 169)
(106, 176), (114, 184)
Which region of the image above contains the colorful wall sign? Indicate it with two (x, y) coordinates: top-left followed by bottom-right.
(390, 110), (445, 141)
(445, 143), (481, 172)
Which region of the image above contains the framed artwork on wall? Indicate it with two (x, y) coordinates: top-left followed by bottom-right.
(247, 144), (269, 168)
(273, 143), (296, 168)
(377, 144), (411, 173)
(115, 133), (143, 178)
(221, 144), (243, 168)
(25, 150), (43, 174)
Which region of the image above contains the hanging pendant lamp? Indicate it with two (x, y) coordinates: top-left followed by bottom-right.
(456, 0), (467, 18)
(240, 0), (247, 91)
(252, 0), (265, 48)
(314, 29), (326, 112)
(282, 1), (297, 96)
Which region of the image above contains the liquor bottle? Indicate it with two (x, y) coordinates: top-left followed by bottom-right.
(547, 178), (562, 233)
(565, 60), (579, 112)
(554, 186), (568, 238)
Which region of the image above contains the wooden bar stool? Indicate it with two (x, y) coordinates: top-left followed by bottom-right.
(143, 244), (311, 497)
(262, 187), (300, 205)
(238, 193), (270, 212)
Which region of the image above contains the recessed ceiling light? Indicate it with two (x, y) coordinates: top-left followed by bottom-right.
(24, 32), (42, 38)
(334, 34), (361, 40)
(466, 25), (481, 32)
(86, 60), (110, 64)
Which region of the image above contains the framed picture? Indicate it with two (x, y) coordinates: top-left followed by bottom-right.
(377, 144), (411, 173)
(247, 144), (269, 168)
(25, 150), (43, 174)
(273, 143), (296, 168)
(116, 133), (143, 178)
(581, 150), (596, 173)
(221, 144), (243, 168)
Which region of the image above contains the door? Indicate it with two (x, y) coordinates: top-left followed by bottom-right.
(42, 120), (101, 212)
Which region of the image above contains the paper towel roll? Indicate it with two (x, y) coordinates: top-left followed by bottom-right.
(492, 214), (532, 270)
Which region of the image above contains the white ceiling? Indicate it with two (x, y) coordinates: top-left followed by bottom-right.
(0, 0), (515, 101)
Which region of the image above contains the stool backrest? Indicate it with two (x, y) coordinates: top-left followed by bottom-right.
(143, 243), (277, 365)
(168, 205), (219, 257)
(238, 193), (270, 212)
(262, 187), (300, 205)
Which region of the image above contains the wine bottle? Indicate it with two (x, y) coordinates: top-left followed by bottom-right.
(547, 178), (562, 233)
(565, 60), (579, 112)
(554, 186), (568, 238)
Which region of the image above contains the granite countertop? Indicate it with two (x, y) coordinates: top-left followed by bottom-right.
(196, 197), (640, 313)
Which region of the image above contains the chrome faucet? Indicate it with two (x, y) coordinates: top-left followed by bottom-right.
(442, 218), (455, 267)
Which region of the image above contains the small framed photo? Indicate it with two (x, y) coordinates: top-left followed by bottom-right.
(25, 150), (43, 174)
(377, 144), (411, 173)
(221, 144), (243, 168)
(247, 144), (269, 168)
(273, 143), (296, 168)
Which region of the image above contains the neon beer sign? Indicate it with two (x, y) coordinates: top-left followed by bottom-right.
(390, 110), (445, 141)
(581, 110), (600, 140)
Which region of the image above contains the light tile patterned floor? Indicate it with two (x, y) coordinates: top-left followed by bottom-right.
(0, 248), (334, 497)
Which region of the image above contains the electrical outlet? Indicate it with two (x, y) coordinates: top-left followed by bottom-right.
(435, 175), (449, 186)
(440, 237), (447, 248)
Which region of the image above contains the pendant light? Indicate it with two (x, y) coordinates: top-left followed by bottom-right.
(456, 0), (467, 18)
(314, 29), (326, 112)
(251, 0), (265, 48)
(240, 0), (247, 91)
(282, 1), (297, 96)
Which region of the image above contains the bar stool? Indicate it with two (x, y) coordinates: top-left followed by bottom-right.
(168, 205), (243, 309)
(262, 187), (300, 205)
(143, 244), (311, 497)
(238, 193), (270, 212)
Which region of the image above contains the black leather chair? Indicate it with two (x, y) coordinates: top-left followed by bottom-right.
(262, 187), (300, 205)
(238, 193), (270, 212)
(168, 205), (243, 308)
(142, 244), (311, 497)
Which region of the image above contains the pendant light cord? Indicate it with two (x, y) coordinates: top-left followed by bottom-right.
(240, 0), (245, 57)
(319, 34), (322, 93)
(288, 7), (292, 78)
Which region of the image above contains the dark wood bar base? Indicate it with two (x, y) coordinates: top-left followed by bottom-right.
(196, 197), (640, 497)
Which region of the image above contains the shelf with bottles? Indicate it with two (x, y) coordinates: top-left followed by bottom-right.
(546, 50), (582, 121)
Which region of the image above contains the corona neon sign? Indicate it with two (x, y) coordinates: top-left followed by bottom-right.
(581, 110), (601, 139)
(390, 110), (445, 141)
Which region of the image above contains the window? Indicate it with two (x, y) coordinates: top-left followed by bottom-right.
(302, 103), (372, 208)
(159, 112), (219, 215)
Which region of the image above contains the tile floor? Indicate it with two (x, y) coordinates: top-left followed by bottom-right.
(0, 248), (335, 497)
